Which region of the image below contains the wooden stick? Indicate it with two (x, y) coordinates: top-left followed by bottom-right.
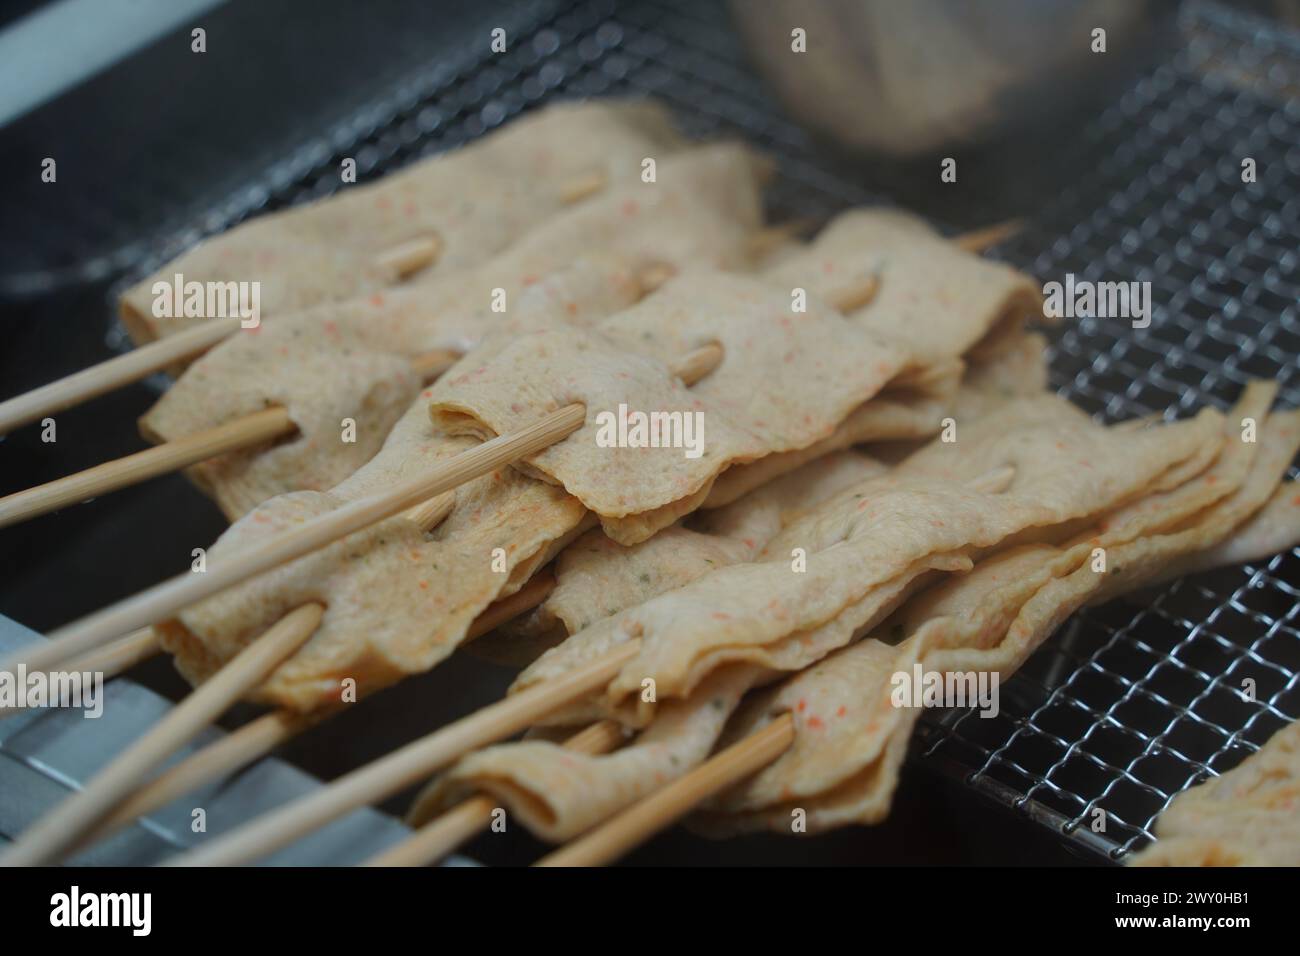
(558, 170), (608, 205)
(0, 348), (461, 531)
(373, 235), (442, 279)
(819, 219), (1018, 317)
(669, 343), (724, 388)
(84, 707), (327, 850)
(0, 408), (295, 530)
(827, 276), (881, 314)
(167, 640), (641, 866)
(637, 263), (677, 295)
(0, 344), (720, 678)
(402, 490), (457, 530)
(363, 719), (624, 866)
(954, 218), (1024, 253)
(408, 347), (462, 379)
(0, 603), (325, 866)
(0, 318), (244, 435)
(78, 571), (558, 850)
(462, 572), (557, 641)
(535, 712), (795, 867)
(66, 626), (162, 679)
(747, 219), (815, 260)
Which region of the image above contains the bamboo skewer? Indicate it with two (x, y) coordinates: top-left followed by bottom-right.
(0, 318), (244, 435)
(0, 347), (462, 530)
(558, 169), (609, 205)
(65, 626), (161, 678)
(535, 713), (796, 867)
(0, 408), (293, 530)
(952, 218), (1024, 252)
(76, 572), (558, 852)
(84, 708), (329, 851)
(0, 344), (720, 681)
(746, 217), (815, 260)
(0, 603), (326, 866)
(168, 639), (642, 866)
(363, 719), (624, 866)
(372, 235), (443, 278)
(829, 276), (881, 314)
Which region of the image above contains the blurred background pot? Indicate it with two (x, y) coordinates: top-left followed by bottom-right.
(730, 0), (1181, 161)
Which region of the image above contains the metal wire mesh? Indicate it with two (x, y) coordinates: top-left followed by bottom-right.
(905, 1), (1300, 862)
(103, 0), (1300, 862)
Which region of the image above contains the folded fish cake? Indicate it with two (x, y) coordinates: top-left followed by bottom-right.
(428, 272), (911, 544)
(701, 208), (1046, 504)
(1130, 721), (1300, 867)
(698, 395), (1299, 836)
(513, 403), (1223, 727)
(120, 99), (684, 342)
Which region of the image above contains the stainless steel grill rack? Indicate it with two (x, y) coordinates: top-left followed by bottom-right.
(16, 0), (1298, 863)
(910, 1), (1300, 862)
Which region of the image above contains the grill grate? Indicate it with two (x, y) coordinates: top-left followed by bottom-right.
(105, 0), (1300, 862)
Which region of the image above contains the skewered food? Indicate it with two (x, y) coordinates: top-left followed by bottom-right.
(512, 397), (1223, 728)
(415, 380), (1299, 844)
(145, 230), (916, 706)
(6, 91), (1295, 868)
